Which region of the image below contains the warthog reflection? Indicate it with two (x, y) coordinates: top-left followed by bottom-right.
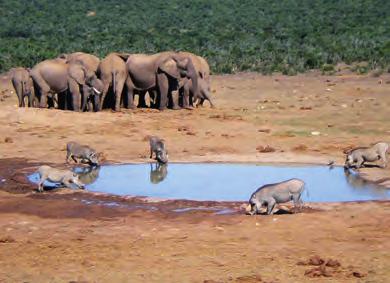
(75, 165), (101, 185)
(150, 163), (168, 184)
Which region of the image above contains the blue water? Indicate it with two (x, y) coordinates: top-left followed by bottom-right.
(28, 163), (390, 202)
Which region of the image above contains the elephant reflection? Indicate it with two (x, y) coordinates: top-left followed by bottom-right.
(75, 166), (100, 185)
(150, 163), (168, 184)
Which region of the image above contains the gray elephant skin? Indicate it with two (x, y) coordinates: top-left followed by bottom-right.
(178, 51), (213, 108)
(59, 52), (100, 74)
(30, 58), (103, 111)
(247, 178), (305, 215)
(97, 53), (128, 111)
(9, 67), (36, 107)
(121, 51), (198, 110)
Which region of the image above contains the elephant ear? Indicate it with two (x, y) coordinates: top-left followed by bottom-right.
(115, 52), (131, 62)
(158, 58), (181, 79)
(68, 63), (86, 85)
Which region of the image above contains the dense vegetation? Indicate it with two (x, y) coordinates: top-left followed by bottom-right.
(0, 0), (389, 74)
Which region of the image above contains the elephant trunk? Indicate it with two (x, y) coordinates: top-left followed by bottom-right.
(93, 93), (100, 112)
(186, 60), (198, 102)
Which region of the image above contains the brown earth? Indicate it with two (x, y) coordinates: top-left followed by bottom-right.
(0, 72), (389, 282)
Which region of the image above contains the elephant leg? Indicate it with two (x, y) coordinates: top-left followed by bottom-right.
(157, 73), (169, 110)
(99, 81), (110, 110)
(27, 93), (33, 107)
(125, 77), (136, 109)
(114, 78), (125, 112)
(31, 75), (51, 108)
(196, 98), (205, 108)
(14, 84), (23, 107)
(148, 90), (157, 108)
(81, 85), (91, 112)
(171, 89), (181, 110)
(183, 81), (193, 109)
(68, 81), (81, 111)
(201, 89), (215, 108)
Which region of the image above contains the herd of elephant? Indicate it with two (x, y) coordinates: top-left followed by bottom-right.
(7, 51), (214, 112)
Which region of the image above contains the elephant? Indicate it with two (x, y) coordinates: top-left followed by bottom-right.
(58, 52), (100, 73)
(9, 67), (36, 107)
(177, 52), (213, 108)
(121, 51), (198, 110)
(150, 163), (168, 184)
(30, 58), (103, 111)
(97, 53), (128, 111)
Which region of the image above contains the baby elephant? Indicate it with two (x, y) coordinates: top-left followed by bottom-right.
(345, 142), (389, 169)
(247, 178), (305, 215)
(37, 165), (85, 192)
(149, 136), (168, 164)
(66, 141), (99, 165)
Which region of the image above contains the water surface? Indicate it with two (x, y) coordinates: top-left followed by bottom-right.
(28, 163), (390, 202)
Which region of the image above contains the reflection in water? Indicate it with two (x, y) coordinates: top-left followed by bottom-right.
(150, 163), (168, 184)
(28, 163), (390, 202)
(343, 168), (388, 198)
(344, 168), (367, 188)
(74, 166), (100, 185)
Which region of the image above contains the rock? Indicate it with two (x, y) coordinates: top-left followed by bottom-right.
(308, 255), (325, 266)
(352, 271), (366, 278)
(257, 129), (271, 133)
(325, 259), (340, 267)
(311, 131), (320, 136)
(4, 137), (13, 143)
(256, 145), (276, 153)
(304, 265), (332, 277)
(0, 236), (16, 243)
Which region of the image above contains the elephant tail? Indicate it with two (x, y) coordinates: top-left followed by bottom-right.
(112, 71), (116, 94)
(21, 81), (26, 96)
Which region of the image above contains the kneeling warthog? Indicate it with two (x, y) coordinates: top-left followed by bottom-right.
(149, 136), (168, 164)
(37, 165), (85, 192)
(345, 142), (389, 169)
(66, 141), (99, 165)
(247, 178), (305, 215)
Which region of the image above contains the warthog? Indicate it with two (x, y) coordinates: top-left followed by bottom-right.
(345, 142), (389, 169)
(149, 136), (168, 164)
(247, 178), (305, 215)
(66, 141), (99, 165)
(37, 165), (85, 192)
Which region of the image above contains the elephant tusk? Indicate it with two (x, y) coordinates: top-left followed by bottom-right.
(92, 87), (101, 95)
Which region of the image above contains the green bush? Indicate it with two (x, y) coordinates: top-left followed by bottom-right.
(0, 0), (389, 74)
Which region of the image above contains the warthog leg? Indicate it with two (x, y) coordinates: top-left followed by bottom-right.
(355, 157), (364, 168)
(266, 198), (276, 215)
(379, 153), (387, 168)
(37, 177), (46, 192)
(292, 193), (303, 212)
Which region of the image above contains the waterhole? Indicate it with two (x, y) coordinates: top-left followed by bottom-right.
(28, 163), (390, 202)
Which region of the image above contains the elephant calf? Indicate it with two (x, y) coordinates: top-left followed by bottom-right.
(9, 67), (35, 107)
(247, 178), (305, 215)
(345, 142), (389, 169)
(66, 141), (99, 165)
(149, 136), (168, 164)
(37, 165), (85, 192)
